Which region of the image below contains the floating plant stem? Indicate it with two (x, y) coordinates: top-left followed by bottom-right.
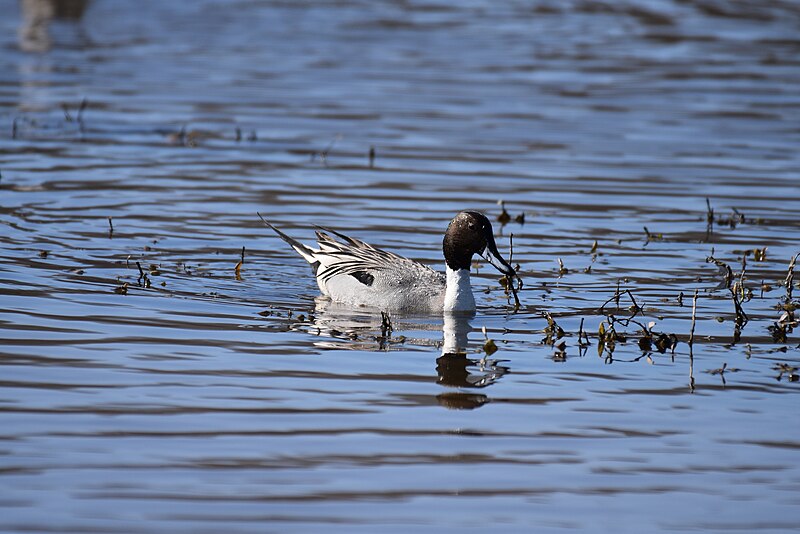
(730, 283), (749, 331)
(626, 290), (643, 317)
(706, 253), (733, 289)
(786, 252), (799, 301)
(499, 232), (522, 310)
(599, 286), (640, 319)
(135, 261), (150, 288)
(578, 317), (590, 347)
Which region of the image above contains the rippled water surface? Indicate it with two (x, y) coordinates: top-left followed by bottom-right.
(2, 1), (800, 532)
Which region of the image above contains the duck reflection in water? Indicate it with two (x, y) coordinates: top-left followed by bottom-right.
(19, 0), (90, 52)
(436, 313), (510, 410)
(290, 300), (509, 409)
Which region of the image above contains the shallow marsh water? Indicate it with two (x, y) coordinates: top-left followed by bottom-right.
(1, 1), (800, 532)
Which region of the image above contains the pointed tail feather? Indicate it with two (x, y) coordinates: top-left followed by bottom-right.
(257, 213), (320, 269)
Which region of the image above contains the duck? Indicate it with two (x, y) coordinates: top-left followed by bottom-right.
(258, 211), (519, 313)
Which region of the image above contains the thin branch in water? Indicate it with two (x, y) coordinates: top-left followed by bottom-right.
(77, 98), (88, 133)
(786, 252), (800, 301)
(689, 289), (699, 346)
(77, 98), (88, 122)
(626, 289), (643, 317)
(135, 261), (150, 288)
(705, 197), (714, 239)
(500, 233), (521, 311)
(578, 317), (590, 347)
(706, 253), (733, 289)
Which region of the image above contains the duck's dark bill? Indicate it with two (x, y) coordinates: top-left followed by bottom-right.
(482, 237), (516, 276)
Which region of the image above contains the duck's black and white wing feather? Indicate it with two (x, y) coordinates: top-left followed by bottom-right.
(313, 228), (443, 291)
(261, 215), (445, 310)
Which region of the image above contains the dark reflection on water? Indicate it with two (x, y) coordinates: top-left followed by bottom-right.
(1, 0), (800, 532)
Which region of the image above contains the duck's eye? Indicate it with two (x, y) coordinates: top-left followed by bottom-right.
(468, 222), (476, 230)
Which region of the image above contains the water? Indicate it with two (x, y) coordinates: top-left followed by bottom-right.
(1, 1), (800, 532)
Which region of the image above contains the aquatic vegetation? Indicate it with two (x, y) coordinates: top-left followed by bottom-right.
(234, 246), (245, 280)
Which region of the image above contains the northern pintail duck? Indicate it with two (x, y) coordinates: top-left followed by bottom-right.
(259, 211), (518, 312)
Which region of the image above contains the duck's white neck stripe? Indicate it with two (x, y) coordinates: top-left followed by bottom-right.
(444, 267), (475, 312)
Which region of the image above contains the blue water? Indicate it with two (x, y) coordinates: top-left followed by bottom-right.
(1, 1), (799, 532)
